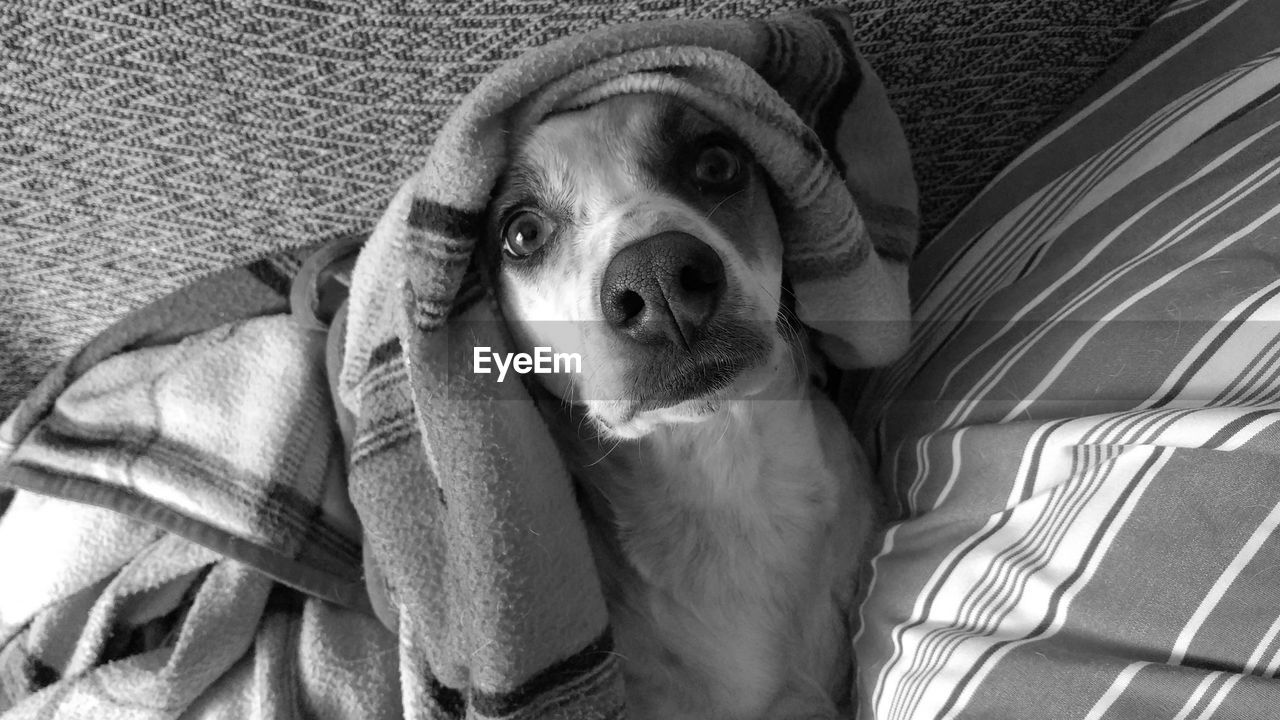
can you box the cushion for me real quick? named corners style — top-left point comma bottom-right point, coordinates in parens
top-left (852, 0), bottom-right (1280, 717)
top-left (0, 0), bottom-right (1170, 418)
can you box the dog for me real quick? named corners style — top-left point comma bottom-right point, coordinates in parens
top-left (486, 92), bottom-right (880, 720)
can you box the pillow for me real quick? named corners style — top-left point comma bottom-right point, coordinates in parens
top-left (852, 0), bottom-right (1280, 717)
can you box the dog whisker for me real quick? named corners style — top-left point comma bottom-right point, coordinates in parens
top-left (750, 272), bottom-right (785, 312)
top-left (584, 435), bottom-right (625, 467)
top-left (716, 407), bottom-right (734, 445)
top-left (742, 273), bottom-right (808, 385)
top-left (779, 311), bottom-right (807, 382)
top-left (704, 189), bottom-right (745, 220)
top-left (777, 279), bottom-right (798, 303)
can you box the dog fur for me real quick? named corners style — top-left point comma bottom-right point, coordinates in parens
top-left (487, 93), bottom-right (879, 719)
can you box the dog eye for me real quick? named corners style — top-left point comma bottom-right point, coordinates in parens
top-left (502, 210), bottom-right (552, 258)
top-left (692, 144), bottom-right (741, 187)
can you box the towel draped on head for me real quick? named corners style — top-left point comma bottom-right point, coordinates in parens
top-left (338, 7), bottom-right (917, 716)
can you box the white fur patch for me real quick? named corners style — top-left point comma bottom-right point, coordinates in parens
top-left (492, 94), bottom-right (876, 719)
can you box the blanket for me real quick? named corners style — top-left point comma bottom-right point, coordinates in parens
top-left (0, 8), bottom-right (916, 718)
top-left (0, 259), bottom-right (398, 718)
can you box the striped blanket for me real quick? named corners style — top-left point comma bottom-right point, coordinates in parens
top-left (850, 0), bottom-right (1280, 717)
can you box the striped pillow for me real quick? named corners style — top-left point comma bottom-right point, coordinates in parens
top-left (851, 1), bottom-right (1280, 718)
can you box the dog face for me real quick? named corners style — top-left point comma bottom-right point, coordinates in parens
top-left (489, 93), bottom-right (798, 438)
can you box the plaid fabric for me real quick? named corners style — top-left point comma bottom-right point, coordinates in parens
top-left (0, 0), bottom-right (1171, 419)
top-left (0, 262), bottom-right (400, 717)
top-left (850, 0), bottom-right (1280, 717)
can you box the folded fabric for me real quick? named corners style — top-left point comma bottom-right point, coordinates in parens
top-left (0, 272), bottom-right (365, 613)
top-left (0, 259), bottom-right (404, 717)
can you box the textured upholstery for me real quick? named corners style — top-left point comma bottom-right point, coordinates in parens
top-left (0, 0), bottom-right (1168, 416)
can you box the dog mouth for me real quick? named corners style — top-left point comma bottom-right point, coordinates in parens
top-left (621, 317), bottom-right (773, 415)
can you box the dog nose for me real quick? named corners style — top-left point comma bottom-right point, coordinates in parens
top-left (600, 231), bottom-right (726, 349)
